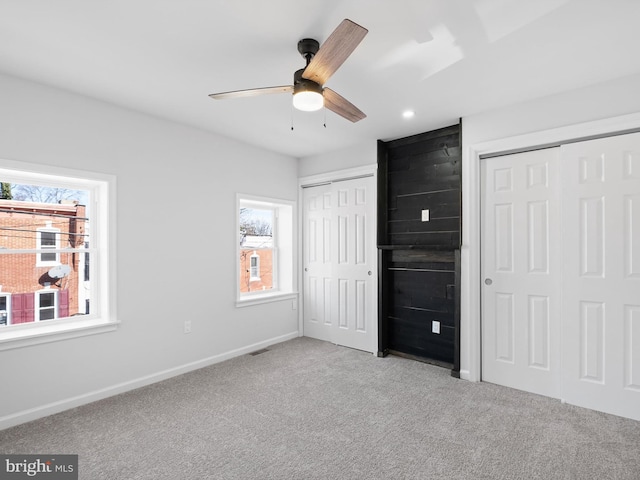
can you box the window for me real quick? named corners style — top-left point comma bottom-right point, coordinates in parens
top-left (0, 160), bottom-right (116, 350)
top-left (36, 223), bottom-right (60, 266)
top-left (84, 242), bottom-right (90, 281)
top-left (249, 252), bottom-right (261, 281)
top-left (237, 194), bottom-right (295, 306)
top-left (0, 294), bottom-right (10, 326)
top-left (36, 290), bottom-right (57, 321)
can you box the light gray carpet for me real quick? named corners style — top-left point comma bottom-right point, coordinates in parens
top-left (1, 337), bottom-right (639, 479)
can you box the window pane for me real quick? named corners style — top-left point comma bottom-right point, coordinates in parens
top-left (1, 180), bottom-right (92, 328)
top-left (40, 231), bottom-right (56, 246)
top-left (40, 292), bottom-right (55, 308)
top-left (41, 251), bottom-right (57, 262)
top-left (0, 250), bottom-right (91, 327)
top-left (240, 248), bottom-right (273, 292)
top-left (84, 247), bottom-right (90, 281)
top-left (239, 208), bottom-right (273, 237)
top-left (239, 206), bottom-right (274, 294)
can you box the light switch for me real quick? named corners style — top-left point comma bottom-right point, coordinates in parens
top-left (421, 209), bottom-right (430, 222)
top-left (432, 320), bottom-right (440, 334)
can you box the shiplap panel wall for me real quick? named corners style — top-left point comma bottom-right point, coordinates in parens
top-left (378, 124), bottom-right (461, 371)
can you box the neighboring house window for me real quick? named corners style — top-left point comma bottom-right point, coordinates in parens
top-left (249, 252), bottom-right (260, 281)
top-left (0, 294), bottom-right (10, 326)
top-left (36, 223), bottom-right (60, 266)
top-left (36, 290), bottom-right (57, 321)
top-left (84, 242), bottom-right (90, 281)
top-left (237, 194), bottom-right (295, 306)
top-left (0, 161), bottom-right (116, 350)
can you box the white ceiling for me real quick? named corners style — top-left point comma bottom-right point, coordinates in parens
top-left (1, 0), bottom-right (639, 158)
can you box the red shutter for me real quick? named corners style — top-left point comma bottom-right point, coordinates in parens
top-left (12, 293), bottom-right (35, 324)
top-left (59, 289), bottom-right (69, 318)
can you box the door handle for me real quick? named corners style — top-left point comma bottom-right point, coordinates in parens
top-left (305, 268), bottom-right (308, 272)
top-left (484, 278), bottom-right (493, 286)
top-left (368, 271), bottom-right (372, 276)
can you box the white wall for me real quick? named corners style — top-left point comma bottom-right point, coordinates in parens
top-left (298, 141), bottom-right (377, 177)
top-left (463, 72), bottom-right (640, 146)
top-left (460, 72), bottom-right (640, 381)
top-left (0, 73), bottom-right (299, 427)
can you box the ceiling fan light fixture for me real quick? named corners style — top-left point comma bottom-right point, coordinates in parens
top-left (293, 81), bottom-right (324, 112)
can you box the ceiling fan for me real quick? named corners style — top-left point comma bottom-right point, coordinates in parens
top-left (209, 19), bottom-right (368, 123)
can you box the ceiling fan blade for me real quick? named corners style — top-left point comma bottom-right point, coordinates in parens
top-left (323, 88), bottom-right (366, 123)
top-left (209, 85), bottom-right (293, 100)
top-left (302, 19), bottom-right (368, 86)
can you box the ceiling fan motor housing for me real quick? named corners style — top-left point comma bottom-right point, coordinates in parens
top-left (297, 38), bottom-right (320, 64)
top-left (293, 68), bottom-right (322, 94)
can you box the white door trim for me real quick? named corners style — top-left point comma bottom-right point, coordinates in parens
top-left (461, 112), bottom-right (640, 382)
top-left (298, 164), bottom-right (378, 345)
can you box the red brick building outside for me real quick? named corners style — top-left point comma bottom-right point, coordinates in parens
top-left (0, 199), bottom-right (87, 326)
top-left (239, 235), bottom-right (273, 293)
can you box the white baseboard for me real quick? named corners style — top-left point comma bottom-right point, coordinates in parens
top-left (0, 331), bottom-right (299, 431)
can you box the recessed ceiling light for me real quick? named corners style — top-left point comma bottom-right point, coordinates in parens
top-left (402, 110), bottom-right (416, 119)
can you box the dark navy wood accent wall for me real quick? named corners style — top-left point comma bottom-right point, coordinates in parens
top-left (377, 123), bottom-right (461, 374)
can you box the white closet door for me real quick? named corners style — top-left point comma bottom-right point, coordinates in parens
top-left (303, 183), bottom-right (333, 343)
top-left (561, 133), bottom-right (640, 421)
top-left (303, 176), bottom-right (376, 353)
top-left (481, 148), bottom-right (562, 398)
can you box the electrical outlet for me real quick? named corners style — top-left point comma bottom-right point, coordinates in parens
top-left (184, 320), bottom-right (192, 334)
top-left (421, 209), bottom-right (430, 222)
top-left (432, 320), bottom-right (440, 334)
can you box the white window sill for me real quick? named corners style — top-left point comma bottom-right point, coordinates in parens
top-left (0, 317), bottom-right (120, 351)
top-left (236, 292), bottom-right (298, 308)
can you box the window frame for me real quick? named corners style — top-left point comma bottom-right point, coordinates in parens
top-left (0, 293), bottom-right (10, 326)
top-left (249, 252), bottom-right (261, 281)
top-left (0, 159), bottom-right (118, 351)
top-left (36, 289), bottom-right (57, 322)
top-left (36, 225), bottom-right (61, 266)
top-left (236, 194), bottom-right (296, 307)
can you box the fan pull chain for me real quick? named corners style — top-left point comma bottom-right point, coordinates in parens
top-left (323, 105), bottom-right (327, 128)
top-left (291, 103), bottom-right (294, 131)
